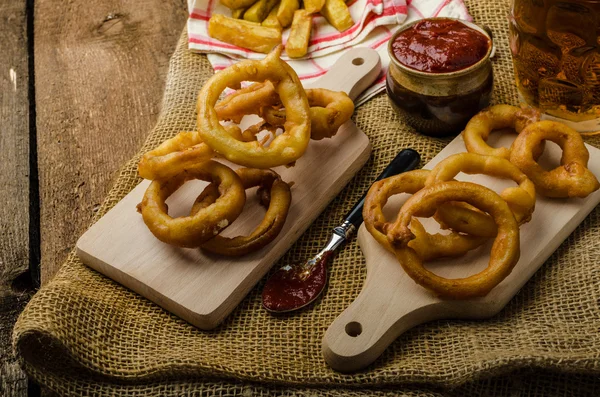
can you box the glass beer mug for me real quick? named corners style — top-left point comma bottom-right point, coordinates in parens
top-left (509, 0), bottom-right (600, 131)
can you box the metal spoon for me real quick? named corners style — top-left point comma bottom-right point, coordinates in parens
top-left (262, 148), bottom-right (421, 313)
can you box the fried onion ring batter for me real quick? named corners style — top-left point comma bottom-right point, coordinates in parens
top-left (190, 168), bottom-right (291, 256)
top-left (363, 170), bottom-right (486, 261)
top-left (197, 46), bottom-right (311, 168)
top-left (138, 125), bottom-right (249, 181)
top-left (139, 160), bottom-right (246, 248)
top-left (215, 81), bottom-right (280, 124)
top-left (262, 88), bottom-right (355, 140)
top-left (386, 181), bottom-right (521, 299)
top-left (509, 120), bottom-right (600, 198)
top-left (463, 104), bottom-right (541, 159)
top-left (426, 153), bottom-right (536, 238)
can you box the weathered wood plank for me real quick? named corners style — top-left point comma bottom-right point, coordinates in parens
top-left (0, 0), bottom-right (31, 396)
top-left (34, 0), bottom-right (188, 283)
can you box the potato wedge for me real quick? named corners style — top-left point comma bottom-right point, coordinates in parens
top-left (220, 0), bottom-right (258, 9)
top-left (321, 0), bottom-right (353, 32)
top-left (276, 0), bottom-right (299, 28)
top-left (208, 14), bottom-right (282, 53)
top-left (262, 4), bottom-right (282, 30)
top-left (244, 0), bottom-right (279, 22)
top-left (303, 0), bottom-right (325, 13)
top-left (286, 10), bottom-right (312, 58)
top-left (232, 7), bottom-right (247, 18)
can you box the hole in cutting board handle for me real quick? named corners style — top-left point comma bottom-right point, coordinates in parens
top-left (345, 321), bottom-right (363, 337)
top-left (352, 57), bottom-right (364, 66)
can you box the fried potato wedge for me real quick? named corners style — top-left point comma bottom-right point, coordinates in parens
top-left (286, 10), bottom-right (312, 58)
top-left (262, 4), bottom-right (282, 30)
top-left (303, 0), bottom-right (326, 13)
top-left (208, 14), bottom-right (282, 53)
top-left (321, 0), bottom-right (353, 32)
top-left (232, 7), bottom-right (247, 18)
top-left (220, 0), bottom-right (257, 9)
top-left (276, 0), bottom-right (299, 27)
top-left (244, 0), bottom-right (279, 22)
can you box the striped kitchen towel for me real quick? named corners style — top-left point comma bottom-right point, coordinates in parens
top-left (188, 0), bottom-right (472, 105)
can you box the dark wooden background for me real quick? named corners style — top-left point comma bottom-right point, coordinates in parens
top-left (0, 0), bottom-right (188, 394)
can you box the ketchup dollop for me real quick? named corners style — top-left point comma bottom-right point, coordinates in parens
top-left (392, 19), bottom-right (490, 73)
top-left (262, 253), bottom-right (331, 312)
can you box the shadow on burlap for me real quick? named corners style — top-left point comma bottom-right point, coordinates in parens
top-left (13, 0), bottom-right (600, 395)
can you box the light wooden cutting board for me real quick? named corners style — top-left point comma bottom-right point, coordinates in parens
top-left (76, 48), bottom-right (381, 330)
top-left (322, 133), bottom-right (600, 372)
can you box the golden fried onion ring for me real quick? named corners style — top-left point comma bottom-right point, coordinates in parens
top-left (463, 104), bottom-right (541, 159)
top-left (138, 131), bottom-right (214, 180)
top-left (140, 160), bottom-right (246, 248)
top-left (138, 125), bottom-right (251, 181)
top-left (426, 153), bottom-right (536, 238)
top-left (363, 170), bottom-right (486, 261)
top-left (215, 81), bottom-right (280, 124)
top-left (190, 168), bottom-right (291, 256)
top-left (262, 88), bottom-right (355, 140)
top-left (197, 46), bottom-right (310, 168)
top-left (509, 120), bottom-right (600, 198)
top-left (386, 181), bottom-right (521, 299)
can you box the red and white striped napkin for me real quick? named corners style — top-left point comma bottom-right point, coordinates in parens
top-left (188, 0), bottom-right (472, 105)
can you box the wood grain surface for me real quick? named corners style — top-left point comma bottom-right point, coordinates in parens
top-left (0, 0), bottom-right (30, 395)
top-left (34, 0), bottom-right (188, 283)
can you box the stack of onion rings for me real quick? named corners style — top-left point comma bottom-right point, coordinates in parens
top-left (136, 47), bottom-right (357, 256)
top-left (385, 181), bottom-right (520, 299)
top-left (190, 168), bottom-right (292, 256)
top-left (197, 46), bottom-right (311, 169)
top-left (364, 171), bottom-right (522, 299)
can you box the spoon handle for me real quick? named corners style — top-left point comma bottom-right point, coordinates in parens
top-left (341, 149), bottom-right (421, 233)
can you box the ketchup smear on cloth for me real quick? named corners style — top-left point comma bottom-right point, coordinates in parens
top-left (391, 19), bottom-right (490, 73)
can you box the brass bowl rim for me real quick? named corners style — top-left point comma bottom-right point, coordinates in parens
top-left (387, 17), bottom-right (493, 79)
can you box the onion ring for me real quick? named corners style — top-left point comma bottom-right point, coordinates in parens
top-left (190, 168), bottom-right (292, 256)
top-left (215, 81), bottom-right (280, 124)
top-left (197, 46), bottom-right (310, 168)
top-left (139, 160), bottom-right (246, 248)
top-left (138, 131), bottom-right (213, 181)
top-left (138, 125), bottom-right (250, 180)
top-left (463, 104), bottom-right (541, 159)
top-left (509, 120), bottom-right (600, 198)
top-left (363, 170), bottom-right (486, 261)
top-left (262, 88), bottom-right (355, 140)
top-left (386, 181), bottom-right (521, 299)
top-left (425, 153), bottom-right (536, 237)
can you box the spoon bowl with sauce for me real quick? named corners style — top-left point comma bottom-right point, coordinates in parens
top-left (262, 149), bottom-right (421, 313)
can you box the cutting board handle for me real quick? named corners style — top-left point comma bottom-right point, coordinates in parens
top-left (307, 47), bottom-right (382, 101)
top-left (322, 228), bottom-right (443, 373)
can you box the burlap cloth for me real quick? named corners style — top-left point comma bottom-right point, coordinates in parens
top-left (13, 0), bottom-right (600, 395)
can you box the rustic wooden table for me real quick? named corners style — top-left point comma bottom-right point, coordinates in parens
top-left (1, 1), bottom-right (188, 394)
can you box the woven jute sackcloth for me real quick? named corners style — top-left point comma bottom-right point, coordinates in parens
top-left (13, 0), bottom-right (600, 395)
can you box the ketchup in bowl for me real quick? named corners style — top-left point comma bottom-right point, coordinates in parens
top-left (386, 18), bottom-right (494, 137)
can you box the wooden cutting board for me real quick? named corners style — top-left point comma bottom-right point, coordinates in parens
top-left (322, 133), bottom-right (600, 372)
top-left (76, 48), bottom-right (381, 330)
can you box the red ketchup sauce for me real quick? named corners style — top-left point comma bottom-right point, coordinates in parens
top-left (262, 253), bottom-right (331, 312)
top-left (391, 19), bottom-right (490, 73)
